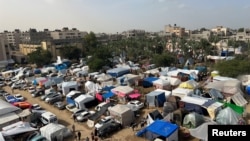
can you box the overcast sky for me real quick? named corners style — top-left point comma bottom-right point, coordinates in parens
top-left (0, 0), bottom-right (250, 34)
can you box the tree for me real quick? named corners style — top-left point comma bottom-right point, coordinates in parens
top-left (152, 53), bottom-right (175, 67)
top-left (27, 47), bottom-right (52, 67)
top-left (84, 31), bottom-right (97, 52)
top-left (60, 46), bottom-right (82, 60)
top-left (238, 28), bottom-right (244, 32)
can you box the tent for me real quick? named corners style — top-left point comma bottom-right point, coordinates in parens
top-left (146, 90), bottom-right (166, 107)
top-left (96, 74), bottom-right (112, 82)
top-left (147, 110), bottom-right (164, 125)
top-left (153, 79), bottom-right (171, 90)
top-left (183, 112), bottom-right (205, 129)
top-left (123, 74), bottom-right (141, 86)
top-left (106, 67), bottom-right (131, 78)
top-left (142, 77), bottom-right (159, 88)
top-left (1, 121), bottom-right (37, 136)
top-left (202, 101), bottom-right (223, 120)
top-left (40, 123), bottom-right (72, 141)
top-left (215, 107), bottom-right (241, 125)
top-left (62, 81), bottom-right (78, 96)
top-left (111, 86), bottom-right (134, 97)
top-left (179, 80), bottom-right (199, 89)
top-left (189, 121), bottom-right (217, 141)
top-left (136, 120), bottom-right (179, 141)
top-left (155, 89), bottom-right (171, 100)
top-left (171, 87), bottom-right (193, 99)
top-left (108, 104), bottom-right (134, 127)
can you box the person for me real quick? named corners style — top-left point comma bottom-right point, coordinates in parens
top-left (85, 137), bottom-right (89, 141)
top-left (72, 124), bottom-right (75, 133)
top-left (73, 114), bottom-right (76, 122)
top-left (77, 131), bottom-right (81, 141)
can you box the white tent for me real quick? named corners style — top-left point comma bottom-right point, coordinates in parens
top-left (189, 121), bottom-right (217, 141)
top-left (111, 86), bottom-right (134, 96)
top-left (153, 78), bottom-right (171, 90)
top-left (61, 81), bottom-right (78, 96)
top-left (96, 74), bottom-right (112, 82)
top-left (1, 121), bottom-right (37, 137)
top-left (40, 123), bottom-right (72, 141)
top-left (171, 87), bottom-right (193, 99)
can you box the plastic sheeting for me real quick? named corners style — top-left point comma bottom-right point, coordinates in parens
top-left (183, 112), bottom-right (205, 129)
top-left (215, 107), bottom-right (240, 125)
top-left (189, 121), bottom-right (217, 141)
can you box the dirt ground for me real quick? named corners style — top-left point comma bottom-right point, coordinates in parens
top-left (3, 86), bottom-right (200, 141)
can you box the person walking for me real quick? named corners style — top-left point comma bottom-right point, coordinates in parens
top-left (72, 124), bottom-right (75, 133)
top-left (77, 131), bottom-right (81, 141)
top-left (85, 137), bottom-right (89, 141)
top-left (73, 114), bottom-right (76, 122)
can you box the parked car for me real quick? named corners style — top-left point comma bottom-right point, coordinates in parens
top-left (66, 104), bottom-right (78, 113)
top-left (31, 104), bottom-right (42, 110)
top-left (126, 100), bottom-right (144, 110)
top-left (28, 87), bottom-right (36, 94)
top-left (41, 92), bottom-right (56, 101)
top-left (14, 94), bottom-right (25, 101)
top-left (71, 108), bottom-right (88, 118)
top-left (53, 101), bottom-right (66, 110)
top-left (97, 121), bottom-right (122, 138)
top-left (13, 101), bottom-right (32, 109)
top-left (94, 116), bottom-right (114, 130)
top-left (45, 93), bottom-right (63, 104)
top-left (5, 95), bottom-right (19, 103)
top-left (32, 89), bottom-right (45, 97)
top-left (76, 110), bottom-right (95, 122)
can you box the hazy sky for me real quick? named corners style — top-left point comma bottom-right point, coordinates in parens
top-left (0, 0), bottom-right (250, 34)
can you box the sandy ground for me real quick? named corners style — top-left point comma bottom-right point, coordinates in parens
top-left (2, 86), bottom-right (201, 141)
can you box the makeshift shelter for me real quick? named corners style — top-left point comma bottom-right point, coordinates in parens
top-left (111, 86), bottom-right (134, 102)
top-left (108, 104), bottom-right (134, 127)
top-left (96, 74), bottom-right (112, 82)
top-left (123, 73), bottom-right (141, 86)
top-left (40, 123), bottom-right (72, 141)
top-left (181, 96), bottom-right (209, 115)
top-left (136, 120), bottom-right (179, 141)
top-left (202, 101), bottom-right (223, 120)
top-left (142, 77), bottom-right (159, 88)
top-left (162, 102), bottom-right (176, 117)
top-left (155, 89), bottom-right (171, 100)
top-left (178, 80), bottom-right (199, 89)
top-left (146, 90), bottom-right (166, 107)
top-left (215, 107), bottom-right (241, 125)
top-left (189, 121), bottom-right (217, 141)
top-left (147, 110), bottom-right (164, 125)
top-left (61, 81), bottom-right (78, 96)
top-left (85, 80), bottom-right (97, 94)
top-left (167, 96), bottom-right (181, 109)
top-left (1, 121), bottom-right (37, 137)
top-left (171, 87), bottom-right (193, 99)
top-left (183, 112), bottom-right (205, 129)
top-left (153, 78), bottom-right (171, 90)
top-left (95, 86), bottom-right (116, 102)
top-left (107, 67), bottom-right (131, 78)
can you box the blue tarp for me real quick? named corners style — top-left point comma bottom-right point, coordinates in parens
top-left (146, 91), bottom-right (166, 107)
top-left (102, 91), bottom-right (115, 100)
top-left (143, 77), bottom-right (159, 88)
top-left (102, 86), bottom-right (115, 92)
top-left (136, 120), bottom-right (178, 140)
top-left (107, 67), bottom-right (130, 78)
top-left (34, 69), bottom-right (41, 74)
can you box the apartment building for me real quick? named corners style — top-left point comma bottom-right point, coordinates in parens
top-left (2, 29), bottom-right (21, 48)
top-left (235, 29), bottom-right (250, 42)
top-left (20, 28), bottom-right (51, 43)
top-left (211, 26), bottom-right (231, 36)
top-left (165, 24), bottom-right (185, 37)
top-left (50, 27), bottom-right (87, 40)
top-left (122, 29), bottom-right (146, 38)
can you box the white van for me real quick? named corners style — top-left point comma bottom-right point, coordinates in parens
top-left (40, 111), bottom-right (58, 125)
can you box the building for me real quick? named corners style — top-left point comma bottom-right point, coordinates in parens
top-left (211, 26), bottom-right (231, 36)
top-left (19, 43), bottom-right (42, 56)
top-left (122, 29), bottom-right (145, 38)
top-left (50, 27), bottom-right (87, 40)
top-left (190, 30), bottom-right (212, 41)
top-left (2, 29), bottom-right (21, 49)
top-left (165, 24), bottom-right (185, 37)
top-left (20, 28), bottom-right (51, 43)
top-left (235, 28), bottom-right (250, 42)
top-left (0, 35), bottom-right (8, 62)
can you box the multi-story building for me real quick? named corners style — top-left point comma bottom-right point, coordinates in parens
top-left (2, 29), bottom-right (21, 49)
top-left (190, 30), bottom-right (212, 41)
top-left (165, 24), bottom-right (185, 37)
top-left (211, 26), bottom-right (231, 36)
top-left (20, 28), bottom-right (51, 43)
top-left (122, 29), bottom-right (145, 38)
top-left (50, 27), bottom-right (87, 40)
top-left (235, 28), bottom-right (250, 42)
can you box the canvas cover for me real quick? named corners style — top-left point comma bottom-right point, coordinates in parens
top-left (179, 80), bottom-right (199, 89)
top-left (146, 91), bottom-right (166, 107)
top-left (108, 104), bottom-right (134, 126)
top-left (172, 87), bottom-right (193, 99)
top-left (215, 107), bottom-right (240, 125)
top-left (143, 77), bottom-right (159, 88)
top-left (183, 112), bottom-right (205, 129)
top-left (189, 121), bottom-right (217, 141)
top-left (111, 86), bottom-right (134, 97)
top-left (1, 121), bottom-right (37, 136)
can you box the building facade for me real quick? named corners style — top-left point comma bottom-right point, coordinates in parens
top-left (50, 27), bottom-right (87, 40)
top-left (165, 24), bottom-right (185, 37)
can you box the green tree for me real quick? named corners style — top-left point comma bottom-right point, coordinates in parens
top-left (60, 46), bottom-right (82, 60)
top-left (152, 53), bottom-right (175, 67)
top-left (27, 47), bottom-right (52, 67)
top-left (84, 31), bottom-right (97, 52)
top-left (238, 28), bottom-right (244, 32)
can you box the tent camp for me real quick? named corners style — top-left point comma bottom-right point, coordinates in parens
top-left (147, 110), bottom-right (164, 125)
top-left (95, 86), bottom-right (116, 102)
top-left (136, 120), bottom-right (179, 141)
top-left (108, 104), bottom-right (134, 127)
top-left (61, 81), bottom-right (78, 96)
top-left (40, 123), bottom-right (72, 141)
top-left (111, 86), bottom-right (134, 102)
top-left (159, 76), bottom-right (181, 86)
top-left (154, 89), bottom-right (171, 100)
top-left (178, 80), bottom-right (199, 90)
top-left (107, 67), bottom-right (131, 78)
top-left (146, 90), bottom-right (166, 107)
